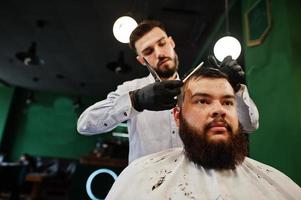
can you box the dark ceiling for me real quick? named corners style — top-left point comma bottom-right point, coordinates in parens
top-left (0, 0), bottom-right (224, 97)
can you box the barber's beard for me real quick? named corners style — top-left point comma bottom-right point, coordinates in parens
top-left (155, 53), bottom-right (179, 79)
top-left (179, 113), bottom-right (248, 170)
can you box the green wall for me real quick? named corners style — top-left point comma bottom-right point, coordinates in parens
top-left (193, 0), bottom-right (243, 67)
top-left (194, 0), bottom-right (301, 186)
top-left (1, 88), bottom-right (104, 161)
top-left (242, 0), bottom-right (301, 185)
top-left (0, 85), bottom-right (14, 144)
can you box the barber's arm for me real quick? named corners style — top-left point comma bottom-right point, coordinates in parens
top-left (235, 84), bottom-right (259, 132)
top-left (77, 81), bottom-right (138, 135)
top-left (208, 55), bottom-right (259, 132)
top-left (77, 78), bottom-right (183, 135)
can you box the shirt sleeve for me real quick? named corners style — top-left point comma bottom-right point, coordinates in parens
top-left (77, 80), bottom-right (140, 135)
top-left (235, 84), bottom-right (259, 133)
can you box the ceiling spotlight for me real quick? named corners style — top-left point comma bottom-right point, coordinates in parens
top-left (113, 16), bottom-right (137, 43)
top-left (32, 77), bottom-right (40, 82)
top-left (73, 96), bottom-right (83, 110)
top-left (79, 82), bottom-right (86, 88)
top-left (106, 51), bottom-right (131, 73)
top-left (213, 0), bottom-right (241, 61)
top-left (56, 74), bottom-right (65, 79)
top-left (15, 42), bottom-right (44, 66)
top-left (36, 19), bottom-right (48, 29)
top-left (25, 90), bottom-right (35, 105)
top-left (214, 36), bottom-right (241, 61)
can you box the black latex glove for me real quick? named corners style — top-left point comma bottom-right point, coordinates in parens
top-left (130, 80), bottom-right (183, 111)
top-left (208, 55), bottom-right (245, 92)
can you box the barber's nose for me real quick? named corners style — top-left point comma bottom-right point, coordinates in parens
top-left (154, 47), bottom-right (164, 58)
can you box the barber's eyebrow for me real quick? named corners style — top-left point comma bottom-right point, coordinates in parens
top-left (141, 37), bottom-right (166, 54)
top-left (191, 92), bottom-right (235, 99)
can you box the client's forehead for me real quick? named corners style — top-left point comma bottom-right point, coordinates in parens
top-left (185, 77), bottom-right (234, 97)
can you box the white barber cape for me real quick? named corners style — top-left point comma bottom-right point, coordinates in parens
top-left (106, 148), bottom-right (301, 200)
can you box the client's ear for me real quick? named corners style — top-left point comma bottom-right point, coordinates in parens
top-left (173, 106), bottom-right (181, 127)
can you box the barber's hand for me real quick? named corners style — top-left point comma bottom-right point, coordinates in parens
top-left (130, 80), bottom-right (183, 111)
top-left (208, 55), bottom-right (245, 92)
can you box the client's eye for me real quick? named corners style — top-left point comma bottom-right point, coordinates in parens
top-left (223, 100), bottom-right (234, 106)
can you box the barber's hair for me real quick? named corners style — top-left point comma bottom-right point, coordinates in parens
top-left (177, 66), bottom-right (230, 106)
top-left (129, 20), bottom-right (166, 52)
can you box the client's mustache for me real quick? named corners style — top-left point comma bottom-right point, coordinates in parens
top-left (205, 118), bottom-right (233, 133)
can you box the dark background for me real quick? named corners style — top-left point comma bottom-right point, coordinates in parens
top-left (0, 0), bottom-right (232, 96)
top-left (0, 0), bottom-right (301, 199)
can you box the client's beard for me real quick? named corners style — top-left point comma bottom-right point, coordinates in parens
top-left (179, 114), bottom-right (248, 170)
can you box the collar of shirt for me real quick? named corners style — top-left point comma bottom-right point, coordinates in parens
top-left (147, 72), bottom-right (180, 82)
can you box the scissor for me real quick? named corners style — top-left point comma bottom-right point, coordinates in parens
top-left (143, 57), bottom-right (204, 83)
top-left (143, 57), bottom-right (161, 82)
